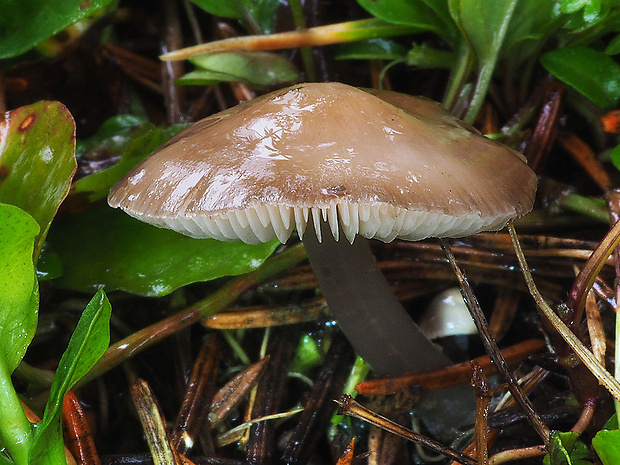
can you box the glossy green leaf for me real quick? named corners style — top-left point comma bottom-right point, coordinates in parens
top-left (178, 51), bottom-right (300, 88)
top-left (541, 47), bottom-right (620, 108)
top-left (0, 101), bottom-right (76, 256)
top-left (47, 206), bottom-right (280, 297)
top-left (189, 0), bottom-right (244, 19)
top-left (502, 0), bottom-right (561, 66)
top-left (36, 244), bottom-right (63, 281)
top-left (244, 0), bottom-right (281, 34)
top-left (190, 0), bottom-right (280, 33)
top-left (601, 413), bottom-right (618, 430)
top-left (605, 34), bottom-right (620, 55)
top-left (543, 431), bottom-right (592, 465)
top-left (0, 204), bottom-right (39, 373)
top-left (406, 43), bottom-right (454, 68)
top-left (610, 144), bottom-right (620, 172)
top-left (0, 204), bottom-right (39, 465)
top-left (450, 0), bottom-right (517, 65)
top-left (291, 334), bottom-right (322, 373)
top-left (449, 0), bottom-right (517, 123)
top-left (0, 0), bottom-right (115, 59)
top-left (75, 114), bottom-right (148, 158)
top-left (593, 430), bottom-right (620, 465)
top-left (0, 352), bottom-right (33, 465)
top-left (559, 0), bottom-right (597, 14)
top-left (556, 0), bottom-right (612, 32)
top-left (335, 39), bottom-right (407, 61)
top-left (70, 119), bottom-right (184, 207)
top-left (357, 0), bottom-right (455, 41)
top-left (30, 289), bottom-right (111, 465)
top-left (175, 69), bottom-right (243, 87)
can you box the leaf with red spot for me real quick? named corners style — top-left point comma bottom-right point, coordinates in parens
top-left (0, 101), bottom-right (77, 258)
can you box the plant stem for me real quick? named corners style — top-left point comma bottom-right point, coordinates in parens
top-left (560, 193), bottom-right (610, 224)
top-left (439, 239), bottom-right (551, 447)
top-left (462, 0), bottom-right (518, 125)
top-left (335, 395), bottom-right (477, 465)
top-left (442, 39), bottom-right (473, 112)
top-left (508, 221), bottom-right (620, 402)
top-left (221, 330), bottom-right (251, 365)
top-left (567, 217), bottom-right (620, 324)
top-left (79, 244), bottom-right (307, 385)
top-left (0, 357), bottom-right (33, 465)
top-left (13, 362), bottom-right (54, 388)
top-left (288, 0), bottom-right (317, 81)
top-left (615, 302), bottom-right (620, 421)
top-left (330, 356), bottom-right (370, 427)
top-left (160, 19), bottom-right (419, 61)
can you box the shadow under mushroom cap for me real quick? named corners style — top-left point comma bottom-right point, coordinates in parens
top-left (108, 82), bottom-right (537, 245)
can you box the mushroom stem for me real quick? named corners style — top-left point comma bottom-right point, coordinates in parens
top-left (303, 220), bottom-right (452, 376)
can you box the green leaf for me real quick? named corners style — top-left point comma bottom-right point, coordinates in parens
top-left (601, 413), bottom-right (618, 430)
top-left (0, 0), bottom-right (116, 59)
top-left (29, 289), bottom-right (111, 465)
top-left (450, 0), bottom-right (517, 66)
top-left (0, 354), bottom-right (33, 465)
top-left (544, 431), bottom-right (593, 465)
top-left (36, 243), bottom-right (63, 281)
top-left (0, 204), bottom-right (39, 373)
top-left (502, 0), bottom-right (561, 66)
top-left (449, 0), bottom-right (518, 123)
top-left (175, 69), bottom-right (244, 87)
top-left (47, 206), bottom-right (280, 296)
top-left (69, 119), bottom-right (184, 207)
top-left (190, 0), bottom-right (281, 33)
top-left (291, 334), bottom-right (322, 373)
top-left (75, 114), bottom-right (148, 158)
top-left (593, 430), bottom-right (620, 465)
top-left (357, 0), bottom-right (454, 40)
top-left (243, 0), bottom-right (281, 34)
top-left (0, 204), bottom-right (39, 465)
top-left (189, 0), bottom-right (244, 19)
top-left (335, 39), bottom-right (408, 61)
top-left (610, 145), bottom-right (620, 172)
top-left (559, 0), bottom-right (596, 14)
top-left (541, 47), bottom-right (620, 108)
top-left (556, 0), bottom-right (612, 32)
top-left (406, 43), bottom-right (454, 68)
top-left (178, 51), bottom-right (300, 88)
top-left (605, 34), bottom-right (620, 55)
top-left (0, 101), bottom-right (77, 256)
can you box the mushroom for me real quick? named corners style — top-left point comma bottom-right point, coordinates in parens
top-left (418, 288), bottom-right (478, 341)
top-left (108, 82), bottom-right (537, 377)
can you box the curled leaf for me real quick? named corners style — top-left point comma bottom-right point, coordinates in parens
top-left (0, 101), bottom-right (76, 256)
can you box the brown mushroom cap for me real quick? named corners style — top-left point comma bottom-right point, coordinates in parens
top-left (108, 82), bottom-right (537, 244)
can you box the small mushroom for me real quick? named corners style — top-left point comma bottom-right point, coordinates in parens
top-left (418, 288), bottom-right (478, 341)
top-left (108, 82), bottom-right (536, 377)
top-left (418, 287), bottom-right (480, 362)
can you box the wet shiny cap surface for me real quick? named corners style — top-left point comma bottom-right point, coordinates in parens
top-left (108, 82), bottom-right (537, 244)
